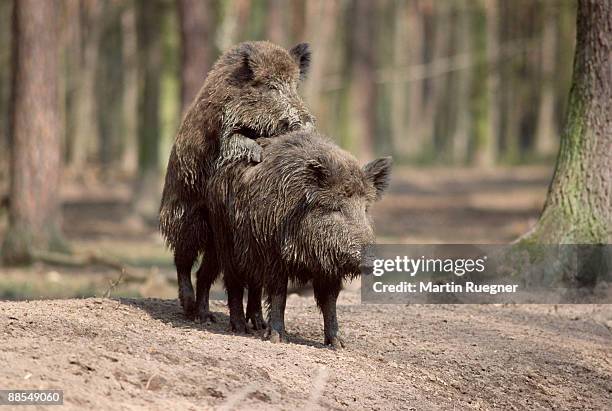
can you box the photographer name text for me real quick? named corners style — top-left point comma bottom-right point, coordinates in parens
top-left (372, 281), bottom-right (518, 295)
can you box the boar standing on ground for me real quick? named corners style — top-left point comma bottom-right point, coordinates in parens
top-left (159, 41), bottom-right (314, 322)
top-left (201, 131), bottom-right (391, 347)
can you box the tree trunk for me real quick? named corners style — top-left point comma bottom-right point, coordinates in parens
top-left (96, 6), bottom-right (124, 170)
top-left (390, 0), bottom-right (409, 160)
top-left (348, 0), bottom-right (377, 159)
top-left (433, 2), bottom-right (460, 162)
top-left (177, 0), bottom-right (212, 116)
top-left (2, 0), bottom-right (65, 264)
top-left (534, 4), bottom-right (559, 157)
top-left (217, 0), bottom-right (250, 52)
top-left (451, 0), bottom-right (472, 164)
top-left (289, 0), bottom-right (306, 44)
top-left (133, 0), bottom-right (163, 219)
top-left (525, 0), bottom-right (611, 244)
top-left (484, 0), bottom-right (500, 165)
top-left (405, 0), bottom-right (426, 160)
top-left (266, 0), bottom-right (285, 46)
top-left (470, 0), bottom-right (493, 167)
top-left (68, 0), bottom-right (104, 173)
top-left (0, 0), bottom-right (11, 183)
top-left (121, 5), bottom-right (138, 175)
top-left (420, 1), bottom-right (449, 161)
top-left (303, 0), bottom-right (338, 126)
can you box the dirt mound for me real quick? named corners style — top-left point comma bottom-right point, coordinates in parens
top-left (1, 295), bottom-right (611, 410)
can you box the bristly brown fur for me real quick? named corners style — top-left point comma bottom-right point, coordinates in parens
top-left (203, 131), bottom-right (392, 346)
top-left (159, 41), bottom-right (314, 320)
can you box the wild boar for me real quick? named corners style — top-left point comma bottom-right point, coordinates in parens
top-left (202, 131), bottom-right (391, 347)
top-left (159, 41), bottom-right (314, 321)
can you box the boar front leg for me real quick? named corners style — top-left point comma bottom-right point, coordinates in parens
top-left (265, 278), bottom-right (288, 343)
top-left (195, 244), bottom-right (220, 323)
top-left (313, 279), bottom-right (344, 349)
top-left (174, 248), bottom-right (197, 321)
top-left (246, 285), bottom-right (267, 330)
top-left (218, 133), bottom-right (263, 166)
top-left (226, 275), bottom-right (250, 334)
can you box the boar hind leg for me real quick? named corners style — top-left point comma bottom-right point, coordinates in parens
top-left (246, 285), bottom-right (266, 330)
top-left (313, 279), bottom-right (344, 349)
top-left (174, 249), bottom-right (198, 321)
top-left (226, 276), bottom-right (250, 334)
top-left (195, 245), bottom-right (219, 323)
top-left (265, 279), bottom-right (288, 343)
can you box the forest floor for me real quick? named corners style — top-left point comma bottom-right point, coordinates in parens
top-left (1, 297), bottom-right (611, 409)
top-left (2, 165), bottom-right (611, 409)
top-left (0, 165), bottom-right (554, 299)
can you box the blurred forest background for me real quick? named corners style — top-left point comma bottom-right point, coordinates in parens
top-left (0, 0), bottom-right (577, 180)
top-left (0, 0), bottom-right (580, 298)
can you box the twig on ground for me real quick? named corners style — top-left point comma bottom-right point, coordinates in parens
top-left (144, 373), bottom-right (158, 390)
top-left (103, 269), bottom-right (126, 298)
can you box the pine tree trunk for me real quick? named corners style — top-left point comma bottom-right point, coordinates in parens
top-left (390, 0), bottom-right (408, 160)
top-left (133, 0), bottom-right (162, 219)
top-left (177, 0), bottom-right (212, 115)
top-left (484, 0), bottom-right (500, 165)
top-left (0, 1), bottom-right (11, 181)
top-left (266, 0), bottom-right (285, 46)
top-left (526, 0), bottom-right (611, 244)
top-left (217, 0), bottom-right (250, 52)
top-left (96, 8), bottom-right (125, 170)
top-left (406, 0), bottom-right (425, 159)
top-left (421, 1), bottom-right (449, 160)
top-left (2, 0), bottom-right (65, 264)
top-left (290, 0), bottom-right (306, 44)
top-left (451, 0), bottom-right (472, 164)
top-left (349, 0), bottom-right (377, 159)
top-left (121, 5), bottom-right (138, 175)
top-left (433, 2), bottom-right (460, 161)
top-left (303, 0), bottom-right (338, 126)
top-left (69, 0), bottom-right (103, 172)
top-left (470, 0), bottom-right (493, 167)
top-left (534, 4), bottom-right (559, 157)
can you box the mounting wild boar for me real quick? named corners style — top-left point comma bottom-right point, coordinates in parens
top-left (159, 41), bottom-right (314, 321)
top-left (201, 131), bottom-right (391, 347)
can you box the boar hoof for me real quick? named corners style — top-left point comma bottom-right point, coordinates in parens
top-left (230, 318), bottom-right (251, 334)
top-left (267, 329), bottom-right (285, 344)
top-left (247, 313), bottom-right (267, 331)
top-left (325, 336), bottom-right (345, 350)
top-left (198, 310), bottom-right (217, 324)
top-left (180, 296), bottom-right (197, 321)
top-left (248, 143), bottom-right (263, 163)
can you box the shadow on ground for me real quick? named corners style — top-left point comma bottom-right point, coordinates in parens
top-left (118, 297), bottom-right (324, 348)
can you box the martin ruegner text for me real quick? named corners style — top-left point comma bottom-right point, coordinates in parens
top-left (373, 281), bottom-right (518, 295)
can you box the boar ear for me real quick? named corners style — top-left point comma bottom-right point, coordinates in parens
top-left (289, 43), bottom-right (311, 81)
top-left (363, 157), bottom-right (392, 199)
top-left (231, 44), bottom-right (255, 85)
top-left (306, 158), bottom-right (330, 187)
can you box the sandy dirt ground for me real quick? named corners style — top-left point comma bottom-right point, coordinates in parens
top-left (1, 294), bottom-right (611, 410)
top-left (2, 166), bottom-right (611, 409)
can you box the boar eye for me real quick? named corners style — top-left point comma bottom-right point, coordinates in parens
top-left (330, 204), bottom-right (342, 212)
top-left (251, 79), bottom-right (274, 90)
